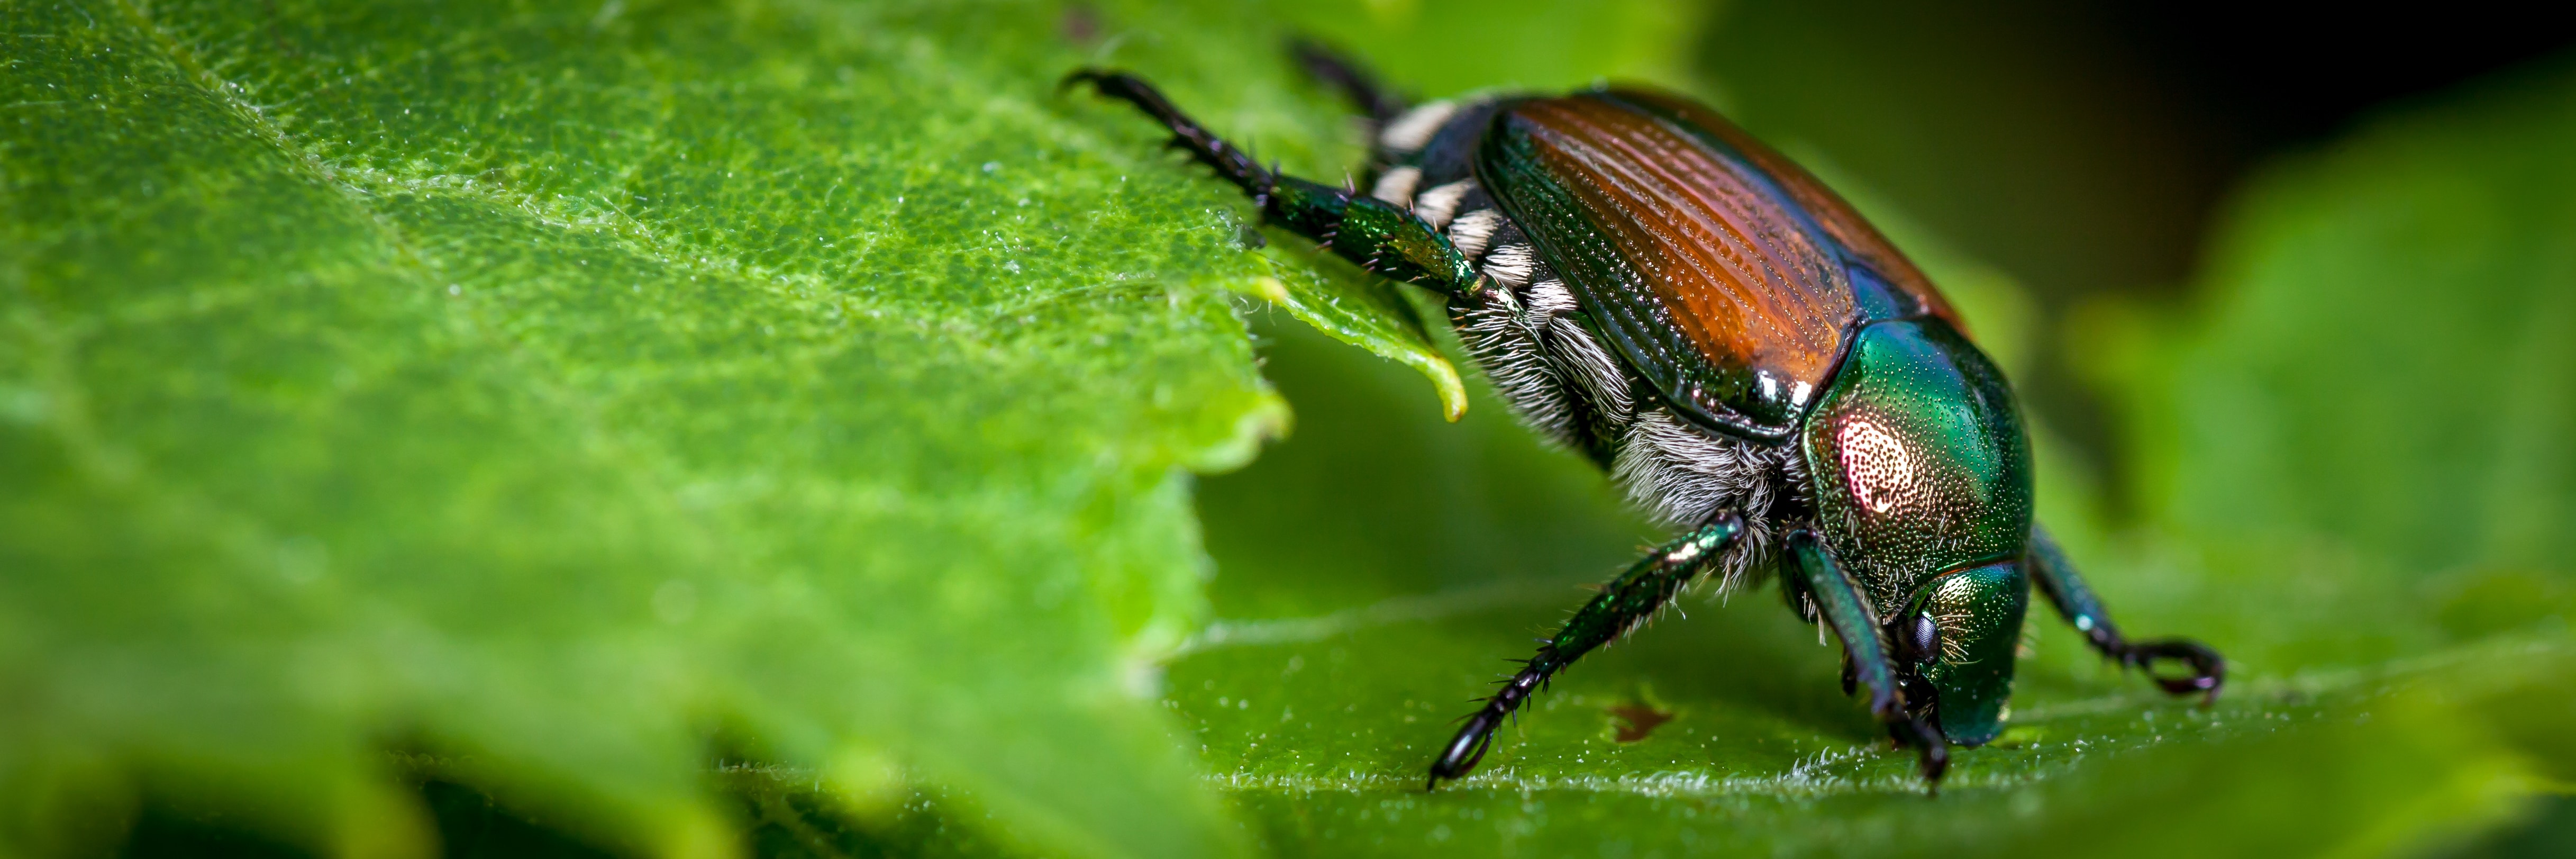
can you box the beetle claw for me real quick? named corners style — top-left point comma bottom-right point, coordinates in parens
top-left (2126, 637), bottom-right (2226, 704)
top-left (1888, 713), bottom-right (1949, 788)
top-left (1428, 709), bottom-right (1502, 790)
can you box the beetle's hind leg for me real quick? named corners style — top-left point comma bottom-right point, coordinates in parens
top-left (1289, 39), bottom-right (1407, 126)
top-left (2028, 527), bottom-right (2226, 702)
top-left (1428, 514), bottom-right (1745, 789)
top-left (1066, 69), bottom-right (1478, 295)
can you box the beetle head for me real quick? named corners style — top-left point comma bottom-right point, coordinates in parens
top-left (1801, 319), bottom-right (2034, 745)
top-left (1897, 559), bottom-right (2029, 744)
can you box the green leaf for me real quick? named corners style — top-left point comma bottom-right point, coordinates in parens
top-left (0, 1), bottom-right (1423, 856)
top-left (1175, 53), bottom-right (2576, 859)
top-left (1244, 240), bottom-right (1466, 422)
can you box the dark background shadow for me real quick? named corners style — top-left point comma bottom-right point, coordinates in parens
top-left (1703, 0), bottom-right (2576, 501)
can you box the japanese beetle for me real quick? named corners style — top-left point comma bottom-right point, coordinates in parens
top-left (1069, 46), bottom-right (2223, 789)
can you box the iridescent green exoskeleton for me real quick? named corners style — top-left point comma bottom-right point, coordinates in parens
top-left (1069, 44), bottom-right (2223, 789)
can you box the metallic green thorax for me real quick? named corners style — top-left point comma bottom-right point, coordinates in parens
top-left (1801, 319), bottom-right (2034, 744)
top-left (1803, 320), bottom-right (2031, 600)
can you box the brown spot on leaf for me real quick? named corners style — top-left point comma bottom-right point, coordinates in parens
top-left (1607, 700), bottom-right (1673, 743)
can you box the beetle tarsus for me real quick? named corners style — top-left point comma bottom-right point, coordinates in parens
top-left (2028, 527), bottom-right (2228, 706)
top-left (1904, 716), bottom-right (1950, 786)
top-left (1063, 69), bottom-right (1276, 198)
top-left (1428, 697), bottom-right (1514, 790)
top-left (2122, 637), bottom-right (2226, 704)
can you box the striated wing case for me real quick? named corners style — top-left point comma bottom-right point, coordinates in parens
top-left (1473, 89), bottom-right (1962, 441)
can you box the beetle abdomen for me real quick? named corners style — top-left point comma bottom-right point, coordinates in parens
top-left (1373, 100), bottom-right (1628, 455)
top-left (1449, 271), bottom-right (1580, 447)
top-left (1381, 96), bottom-right (1817, 589)
top-left (1610, 408), bottom-right (1806, 589)
top-left (1444, 221), bottom-right (1637, 462)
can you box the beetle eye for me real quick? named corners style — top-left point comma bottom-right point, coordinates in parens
top-left (1909, 612), bottom-right (1940, 664)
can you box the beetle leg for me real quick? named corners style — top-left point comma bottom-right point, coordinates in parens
top-left (1062, 70), bottom-right (1270, 198)
top-left (1289, 39), bottom-right (1408, 126)
top-left (1066, 70), bottom-right (1479, 294)
top-left (1427, 513), bottom-right (1744, 789)
top-left (1789, 531), bottom-right (1949, 784)
top-left (2029, 526), bottom-right (2226, 704)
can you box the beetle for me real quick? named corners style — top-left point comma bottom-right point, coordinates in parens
top-left (1069, 46), bottom-right (2224, 788)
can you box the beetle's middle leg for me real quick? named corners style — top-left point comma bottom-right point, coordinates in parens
top-left (2027, 527), bottom-right (2225, 703)
top-left (1066, 70), bottom-right (1479, 295)
top-left (1427, 513), bottom-right (1744, 789)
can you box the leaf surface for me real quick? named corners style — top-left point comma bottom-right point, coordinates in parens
top-left (0, 1), bottom-right (1396, 856)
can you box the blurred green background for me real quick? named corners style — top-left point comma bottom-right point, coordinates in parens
top-left (9, 0), bottom-right (2573, 857)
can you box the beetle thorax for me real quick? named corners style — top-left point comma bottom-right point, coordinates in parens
top-left (1800, 320), bottom-right (2034, 605)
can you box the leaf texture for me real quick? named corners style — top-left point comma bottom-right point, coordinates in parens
top-left (0, 1), bottom-right (1397, 855)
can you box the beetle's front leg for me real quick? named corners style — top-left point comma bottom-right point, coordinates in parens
top-left (2028, 527), bottom-right (2225, 703)
top-left (1427, 513), bottom-right (1744, 789)
top-left (1788, 531), bottom-right (1950, 785)
top-left (1066, 70), bottom-right (1479, 296)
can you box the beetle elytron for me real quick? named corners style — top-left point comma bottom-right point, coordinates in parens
top-left (1071, 46), bottom-right (2223, 788)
